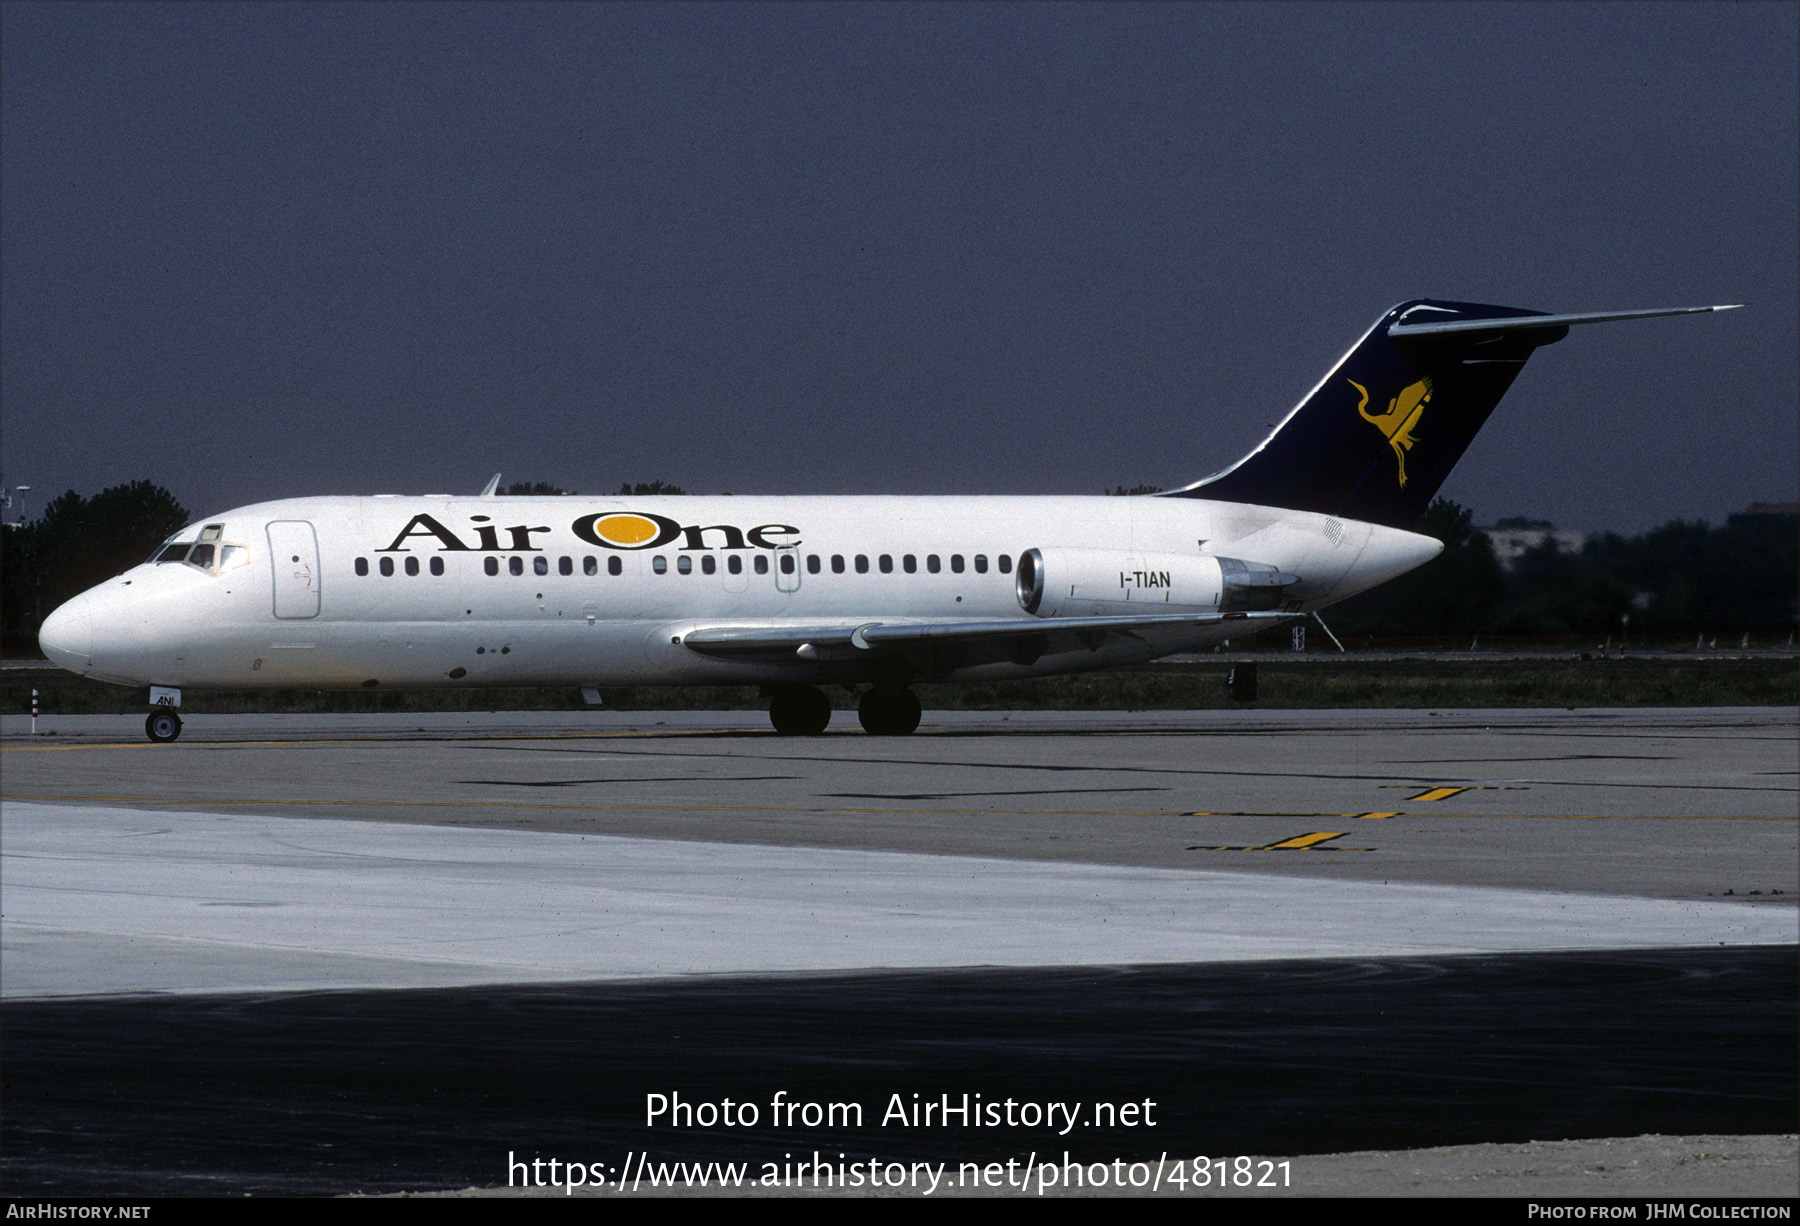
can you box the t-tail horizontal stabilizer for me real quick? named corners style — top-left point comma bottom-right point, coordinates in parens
top-left (1169, 299), bottom-right (1740, 529)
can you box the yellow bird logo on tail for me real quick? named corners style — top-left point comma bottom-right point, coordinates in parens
top-left (1349, 376), bottom-right (1432, 487)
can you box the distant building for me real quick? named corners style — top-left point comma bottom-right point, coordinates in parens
top-left (1478, 517), bottom-right (1589, 569)
top-left (1726, 502), bottom-right (1799, 529)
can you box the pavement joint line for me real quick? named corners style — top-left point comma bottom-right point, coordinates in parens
top-left (3, 796), bottom-right (1791, 821)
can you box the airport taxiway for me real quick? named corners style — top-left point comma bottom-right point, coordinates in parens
top-left (4, 706), bottom-right (1793, 900)
top-left (3, 706), bottom-right (1794, 1196)
top-left (3, 706), bottom-right (1793, 994)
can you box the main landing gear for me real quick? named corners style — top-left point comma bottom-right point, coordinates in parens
top-left (145, 710), bottom-right (183, 743)
top-left (764, 685), bottom-right (923, 736)
top-left (767, 685), bottom-right (833, 736)
top-left (857, 688), bottom-right (921, 736)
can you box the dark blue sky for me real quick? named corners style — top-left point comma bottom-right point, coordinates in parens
top-left (4, 2), bottom-right (1794, 532)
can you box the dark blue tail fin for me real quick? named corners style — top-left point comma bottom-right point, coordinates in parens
top-left (1170, 298), bottom-right (1565, 528)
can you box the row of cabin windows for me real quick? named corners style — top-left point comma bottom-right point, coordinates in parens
top-left (355, 555), bottom-right (446, 577)
top-left (354, 553), bottom-right (1014, 578)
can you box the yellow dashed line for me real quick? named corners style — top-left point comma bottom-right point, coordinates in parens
top-left (1263, 832), bottom-right (1348, 849)
top-left (1381, 784), bottom-right (1531, 801)
top-left (1186, 832), bottom-right (1374, 852)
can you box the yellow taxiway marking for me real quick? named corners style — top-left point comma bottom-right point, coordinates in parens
top-left (1186, 832), bottom-right (1373, 852)
top-left (4, 795), bottom-right (1790, 822)
top-left (1264, 832), bottom-right (1348, 849)
top-left (1380, 784), bottom-right (1531, 802)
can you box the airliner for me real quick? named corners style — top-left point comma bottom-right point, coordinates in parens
top-left (35, 298), bottom-right (1736, 741)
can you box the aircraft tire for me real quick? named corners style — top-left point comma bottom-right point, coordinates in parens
top-left (145, 711), bottom-right (183, 743)
top-left (858, 689), bottom-right (921, 736)
top-left (769, 686), bottom-right (832, 735)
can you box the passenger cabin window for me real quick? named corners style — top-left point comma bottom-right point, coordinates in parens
top-left (608, 556), bottom-right (622, 576)
top-left (950, 554), bottom-right (964, 573)
top-left (974, 554), bottom-right (988, 573)
top-left (430, 557), bottom-right (444, 576)
top-left (534, 556), bottom-right (548, 576)
top-left (807, 555), bottom-right (820, 574)
top-left (355, 557), bottom-right (369, 576)
top-left (902, 554), bottom-right (916, 574)
top-left (878, 554), bottom-right (893, 574)
top-left (559, 556), bottom-right (572, 576)
top-left (702, 555), bottom-right (716, 575)
top-left (927, 555), bottom-right (941, 573)
top-left (653, 556), bottom-right (668, 574)
top-left (753, 555), bottom-right (769, 575)
top-left (831, 555), bottom-right (845, 574)
top-left (509, 557), bottom-right (523, 576)
top-left (405, 556), bottom-right (419, 576)
top-left (727, 555), bottom-right (742, 575)
top-left (779, 554), bottom-right (795, 575)
top-left (855, 555), bottom-right (869, 573)
top-left (584, 557), bottom-right (597, 576)
top-left (485, 557), bottom-right (499, 576)
top-left (677, 555), bottom-right (693, 574)
top-left (998, 554), bottom-right (1012, 573)
top-left (378, 555), bottom-right (394, 577)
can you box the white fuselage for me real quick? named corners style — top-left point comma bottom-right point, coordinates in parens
top-left (38, 493), bottom-right (1440, 692)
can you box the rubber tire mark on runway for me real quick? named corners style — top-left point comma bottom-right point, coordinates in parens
top-left (18, 738), bottom-right (1790, 798)
top-left (822, 787), bottom-right (1169, 800)
top-left (460, 775), bottom-right (799, 787)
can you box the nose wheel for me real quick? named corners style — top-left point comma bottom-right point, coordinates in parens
top-left (145, 710), bottom-right (183, 743)
top-left (858, 688), bottom-right (921, 736)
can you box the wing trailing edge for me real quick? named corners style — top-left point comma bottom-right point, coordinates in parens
top-left (679, 611), bottom-right (1293, 659)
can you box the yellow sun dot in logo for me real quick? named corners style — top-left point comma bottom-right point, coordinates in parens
top-left (594, 514), bottom-right (660, 546)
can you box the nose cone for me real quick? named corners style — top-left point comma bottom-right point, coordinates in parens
top-left (38, 594), bottom-right (94, 675)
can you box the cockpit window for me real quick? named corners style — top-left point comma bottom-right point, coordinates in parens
top-left (219, 545), bottom-right (251, 572)
top-left (187, 543), bottom-right (216, 570)
top-left (198, 524), bottom-right (224, 542)
top-left (156, 544), bottom-right (192, 564)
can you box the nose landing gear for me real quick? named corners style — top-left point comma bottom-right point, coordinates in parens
top-left (857, 688), bottom-right (921, 736)
top-left (145, 710), bottom-right (183, 743)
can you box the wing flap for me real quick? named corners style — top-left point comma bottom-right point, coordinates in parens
top-left (679, 611), bottom-right (1292, 659)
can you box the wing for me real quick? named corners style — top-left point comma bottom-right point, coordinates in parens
top-left (678, 610), bottom-right (1294, 666)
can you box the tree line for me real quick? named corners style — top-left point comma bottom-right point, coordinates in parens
top-left (1327, 499), bottom-right (1799, 641)
top-left (2, 484), bottom-right (1793, 657)
top-left (3, 482), bottom-right (191, 656)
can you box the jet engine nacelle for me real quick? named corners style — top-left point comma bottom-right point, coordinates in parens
top-left (1016, 547), bottom-right (1300, 617)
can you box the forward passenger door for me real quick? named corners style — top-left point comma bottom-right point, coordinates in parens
top-left (266, 521), bottom-right (321, 619)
